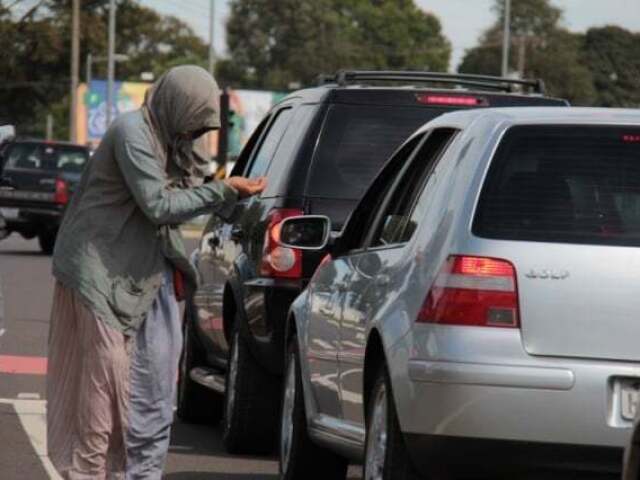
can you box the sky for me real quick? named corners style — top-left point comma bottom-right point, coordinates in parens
top-left (12, 0), bottom-right (632, 72)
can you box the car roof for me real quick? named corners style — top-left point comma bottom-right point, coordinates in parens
top-left (275, 85), bottom-right (566, 107)
top-left (418, 107), bottom-right (640, 133)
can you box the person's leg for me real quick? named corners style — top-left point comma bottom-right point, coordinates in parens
top-left (47, 283), bottom-right (130, 480)
top-left (47, 283), bottom-right (82, 477)
top-left (126, 271), bottom-right (182, 480)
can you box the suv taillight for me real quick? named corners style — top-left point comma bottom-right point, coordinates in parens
top-left (417, 255), bottom-right (519, 328)
top-left (260, 208), bottom-right (304, 278)
top-left (54, 178), bottom-right (69, 205)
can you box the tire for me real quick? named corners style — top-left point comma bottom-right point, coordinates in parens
top-left (279, 335), bottom-right (349, 480)
top-left (363, 365), bottom-right (422, 480)
top-left (176, 306), bottom-right (223, 424)
top-left (38, 231), bottom-right (56, 255)
top-left (222, 320), bottom-right (280, 454)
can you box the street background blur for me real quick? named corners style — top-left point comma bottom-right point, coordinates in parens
top-left (1, 0), bottom-right (639, 148)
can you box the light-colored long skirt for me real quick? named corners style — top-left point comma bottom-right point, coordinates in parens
top-left (46, 272), bottom-right (181, 480)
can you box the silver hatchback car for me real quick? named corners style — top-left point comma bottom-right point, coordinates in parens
top-left (277, 107), bottom-right (640, 479)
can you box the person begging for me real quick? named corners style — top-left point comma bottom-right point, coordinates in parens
top-left (47, 65), bottom-right (265, 479)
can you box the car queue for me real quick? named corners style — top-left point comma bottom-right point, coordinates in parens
top-left (3, 69), bottom-right (640, 479)
top-left (176, 70), bottom-right (640, 479)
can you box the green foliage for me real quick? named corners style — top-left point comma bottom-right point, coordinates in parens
top-left (459, 0), bottom-right (638, 107)
top-left (219, 0), bottom-right (451, 90)
top-left (583, 26), bottom-right (640, 107)
top-left (0, 0), bottom-right (209, 140)
top-left (492, 0), bottom-right (561, 37)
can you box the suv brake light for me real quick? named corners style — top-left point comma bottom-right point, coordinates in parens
top-left (417, 255), bottom-right (519, 328)
top-left (416, 94), bottom-right (487, 107)
top-left (260, 208), bottom-right (304, 278)
top-left (54, 178), bottom-right (69, 205)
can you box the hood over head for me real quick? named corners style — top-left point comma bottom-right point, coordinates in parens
top-left (142, 65), bottom-right (220, 180)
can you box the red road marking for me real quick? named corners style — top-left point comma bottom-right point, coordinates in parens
top-left (0, 355), bottom-right (47, 375)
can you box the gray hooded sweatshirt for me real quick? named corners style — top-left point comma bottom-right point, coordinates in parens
top-left (52, 66), bottom-right (237, 335)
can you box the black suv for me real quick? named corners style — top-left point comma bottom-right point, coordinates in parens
top-left (177, 71), bottom-right (568, 453)
top-left (0, 139), bottom-right (90, 253)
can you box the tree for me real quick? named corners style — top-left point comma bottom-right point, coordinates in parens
top-left (458, 0), bottom-right (596, 105)
top-left (217, 0), bottom-right (451, 90)
top-left (0, 0), bottom-right (209, 139)
top-left (583, 26), bottom-right (640, 107)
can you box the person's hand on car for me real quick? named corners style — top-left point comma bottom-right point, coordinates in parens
top-left (223, 176), bottom-right (267, 198)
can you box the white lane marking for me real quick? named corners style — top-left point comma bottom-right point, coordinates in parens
top-left (0, 398), bottom-right (62, 480)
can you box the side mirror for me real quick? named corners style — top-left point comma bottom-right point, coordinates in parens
top-left (0, 125), bottom-right (15, 145)
top-left (278, 215), bottom-right (331, 250)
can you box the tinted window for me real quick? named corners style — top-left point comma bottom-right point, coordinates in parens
top-left (263, 105), bottom-right (318, 197)
top-left (338, 134), bottom-right (425, 253)
top-left (370, 128), bottom-right (457, 247)
top-left (307, 104), bottom-right (440, 200)
top-left (4, 143), bottom-right (88, 173)
top-left (245, 108), bottom-right (293, 179)
top-left (474, 125), bottom-right (640, 246)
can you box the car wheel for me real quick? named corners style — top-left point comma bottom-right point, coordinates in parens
top-left (176, 305), bottom-right (223, 424)
top-left (222, 319), bottom-right (280, 454)
top-left (38, 231), bottom-right (56, 255)
top-left (279, 335), bottom-right (348, 480)
top-left (364, 365), bottom-right (421, 480)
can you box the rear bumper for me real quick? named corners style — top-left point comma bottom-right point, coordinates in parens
top-left (2, 203), bottom-right (63, 233)
top-left (404, 433), bottom-right (622, 478)
top-left (387, 326), bottom-right (638, 474)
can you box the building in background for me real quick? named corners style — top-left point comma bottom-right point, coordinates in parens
top-left (74, 81), bottom-right (285, 164)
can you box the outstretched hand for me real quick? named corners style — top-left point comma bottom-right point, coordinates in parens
top-left (224, 176), bottom-right (267, 199)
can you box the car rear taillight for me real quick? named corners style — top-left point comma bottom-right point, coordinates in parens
top-left (260, 208), bottom-right (304, 278)
top-left (417, 255), bottom-right (519, 328)
top-left (54, 178), bottom-right (69, 205)
top-left (416, 94), bottom-right (487, 107)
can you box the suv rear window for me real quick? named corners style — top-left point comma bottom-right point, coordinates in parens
top-left (474, 125), bottom-right (640, 246)
top-left (306, 104), bottom-right (440, 200)
top-left (4, 143), bottom-right (88, 174)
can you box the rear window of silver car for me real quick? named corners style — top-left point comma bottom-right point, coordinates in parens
top-left (473, 125), bottom-right (640, 246)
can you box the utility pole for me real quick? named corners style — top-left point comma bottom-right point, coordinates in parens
top-left (46, 114), bottom-right (54, 141)
top-left (501, 0), bottom-right (511, 77)
top-left (208, 0), bottom-right (215, 75)
top-left (69, 0), bottom-right (80, 142)
top-left (106, 0), bottom-right (116, 128)
top-left (86, 52), bottom-right (92, 87)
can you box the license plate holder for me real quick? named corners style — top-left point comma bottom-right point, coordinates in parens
top-left (619, 378), bottom-right (640, 421)
top-left (0, 207), bottom-right (18, 220)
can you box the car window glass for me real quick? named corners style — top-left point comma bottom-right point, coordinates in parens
top-left (369, 128), bottom-right (458, 247)
top-left (4, 143), bottom-right (89, 172)
top-left (474, 125), bottom-right (640, 247)
top-left (230, 115), bottom-right (271, 177)
top-left (307, 104), bottom-right (441, 200)
top-left (337, 134), bottom-right (425, 254)
top-left (245, 108), bottom-right (293, 179)
top-left (263, 105), bottom-right (318, 196)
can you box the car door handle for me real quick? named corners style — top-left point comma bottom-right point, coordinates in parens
top-left (375, 274), bottom-right (390, 287)
top-left (231, 227), bottom-right (244, 241)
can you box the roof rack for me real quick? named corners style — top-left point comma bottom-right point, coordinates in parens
top-left (318, 70), bottom-right (546, 94)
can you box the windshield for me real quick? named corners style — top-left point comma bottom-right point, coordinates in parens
top-left (3, 142), bottom-right (89, 174)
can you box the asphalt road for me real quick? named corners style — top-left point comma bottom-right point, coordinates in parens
top-left (0, 234), bottom-right (283, 480)
top-left (0, 234), bottom-right (620, 480)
